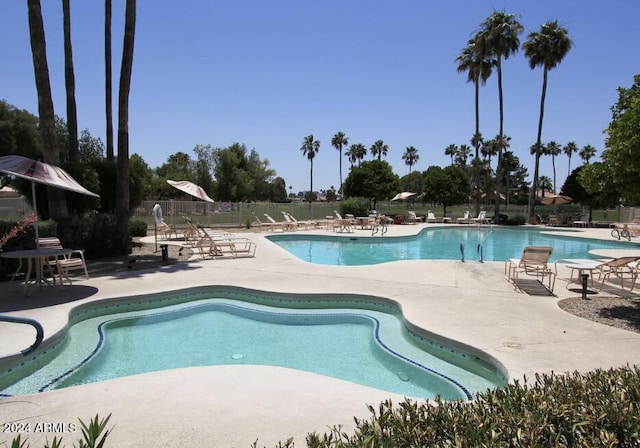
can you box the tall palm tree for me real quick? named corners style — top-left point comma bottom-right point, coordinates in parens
top-left (563, 141), bottom-right (578, 176)
top-left (444, 144), bottom-right (458, 164)
top-left (402, 146), bottom-right (419, 174)
top-left (300, 134), bottom-right (320, 204)
top-left (481, 138), bottom-right (499, 166)
top-left (456, 34), bottom-right (493, 215)
top-left (345, 144), bottom-right (357, 168)
top-left (105, 0), bottom-right (114, 160)
top-left (370, 140), bottom-right (388, 160)
top-left (544, 140), bottom-right (562, 193)
top-left (538, 175), bottom-right (553, 199)
top-left (351, 143), bottom-right (367, 166)
top-left (331, 131), bottom-right (348, 195)
top-left (27, 0), bottom-right (68, 220)
top-left (523, 20), bottom-right (572, 217)
top-left (62, 0), bottom-right (78, 162)
top-left (477, 10), bottom-right (523, 218)
top-left (115, 0), bottom-right (136, 240)
top-left (579, 144), bottom-right (596, 163)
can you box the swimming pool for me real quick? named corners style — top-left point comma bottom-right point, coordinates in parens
top-left (267, 227), bottom-right (636, 265)
top-left (0, 288), bottom-right (504, 400)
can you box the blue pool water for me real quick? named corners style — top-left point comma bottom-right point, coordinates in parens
top-left (268, 227), bottom-right (636, 265)
top-left (0, 290), bottom-right (504, 400)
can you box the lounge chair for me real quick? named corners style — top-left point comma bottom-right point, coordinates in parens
top-left (472, 211), bottom-right (491, 226)
top-left (442, 212), bottom-right (452, 224)
top-left (195, 227), bottom-right (256, 259)
top-left (572, 214), bottom-right (590, 228)
top-left (251, 213), bottom-right (284, 232)
top-left (546, 214), bottom-right (559, 226)
top-left (37, 237), bottom-right (89, 285)
top-left (506, 246), bottom-right (555, 292)
top-left (406, 211), bottom-right (423, 224)
top-left (332, 211), bottom-right (353, 233)
top-left (457, 211), bottom-right (472, 224)
top-left (264, 213), bottom-right (296, 231)
top-left (594, 256), bottom-right (640, 291)
top-left (426, 211), bottom-right (438, 223)
top-left (611, 217), bottom-right (640, 241)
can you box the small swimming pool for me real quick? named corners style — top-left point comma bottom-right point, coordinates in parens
top-left (268, 227), bottom-right (636, 265)
top-left (0, 288), bottom-right (505, 400)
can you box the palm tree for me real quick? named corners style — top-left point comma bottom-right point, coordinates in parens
top-left (544, 140), bottom-right (562, 193)
top-left (538, 175), bottom-right (553, 199)
top-left (345, 145), bottom-right (357, 168)
top-left (456, 144), bottom-right (472, 167)
top-left (370, 140), bottom-right (388, 160)
top-left (563, 141), bottom-right (578, 176)
top-left (402, 146), bottom-right (419, 174)
top-left (444, 144), bottom-right (458, 164)
top-left (456, 34), bottom-right (493, 215)
top-left (27, 0), bottom-right (68, 220)
top-left (476, 10), bottom-right (523, 218)
top-left (331, 131), bottom-right (348, 194)
top-left (62, 0), bottom-right (78, 162)
top-left (352, 143), bottom-right (367, 166)
top-left (105, 0), bottom-right (114, 160)
top-left (481, 138), bottom-right (499, 166)
top-left (300, 134), bottom-right (320, 204)
top-left (115, 0), bottom-right (136, 243)
top-left (579, 144), bottom-right (597, 163)
top-left (523, 20), bottom-right (572, 217)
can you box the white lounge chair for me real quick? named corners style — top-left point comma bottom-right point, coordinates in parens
top-left (457, 211), bottom-right (471, 224)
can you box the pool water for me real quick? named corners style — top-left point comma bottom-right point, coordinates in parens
top-left (268, 227), bottom-right (635, 265)
top-left (0, 291), bottom-right (504, 400)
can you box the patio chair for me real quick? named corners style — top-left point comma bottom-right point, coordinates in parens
top-left (426, 211), bottom-right (438, 223)
top-left (572, 214), bottom-right (590, 227)
top-left (506, 246), bottom-right (555, 292)
top-left (251, 213), bottom-right (283, 232)
top-left (264, 213), bottom-right (295, 231)
top-left (37, 237), bottom-right (89, 285)
top-left (406, 211), bottom-right (423, 224)
top-left (611, 217), bottom-right (640, 241)
top-left (594, 256), bottom-right (640, 291)
top-left (195, 227), bottom-right (256, 259)
top-left (456, 211), bottom-right (472, 224)
top-left (546, 214), bottom-right (559, 226)
top-left (472, 211), bottom-right (491, 226)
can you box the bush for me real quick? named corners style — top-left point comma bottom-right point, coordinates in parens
top-left (339, 197), bottom-right (369, 217)
top-left (58, 213), bottom-right (130, 258)
top-left (129, 219), bottom-right (148, 237)
top-left (505, 214), bottom-right (527, 226)
top-left (265, 366), bottom-right (640, 447)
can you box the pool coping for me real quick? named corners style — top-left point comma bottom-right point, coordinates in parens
top-left (1, 224), bottom-right (640, 446)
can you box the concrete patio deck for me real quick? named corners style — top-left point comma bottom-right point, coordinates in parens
top-left (1, 224), bottom-right (640, 447)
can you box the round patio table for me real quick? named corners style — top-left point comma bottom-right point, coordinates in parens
top-left (1, 247), bottom-right (74, 295)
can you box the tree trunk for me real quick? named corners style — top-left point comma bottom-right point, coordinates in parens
top-left (473, 79), bottom-right (481, 216)
top-left (27, 0), bottom-right (68, 220)
top-left (105, 0), bottom-right (114, 160)
top-left (115, 0), bottom-right (136, 251)
top-left (493, 57), bottom-right (504, 219)
top-left (63, 0), bottom-right (79, 163)
top-left (529, 67), bottom-right (548, 219)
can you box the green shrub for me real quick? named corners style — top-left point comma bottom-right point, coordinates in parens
top-left (505, 214), bottom-right (527, 226)
top-left (129, 219), bottom-right (148, 237)
top-left (265, 366), bottom-right (640, 447)
top-left (339, 197), bottom-right (369, 217)
top-left (58, 213), bottom-right (129, 258)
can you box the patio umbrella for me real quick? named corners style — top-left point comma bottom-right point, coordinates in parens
top-left (0, 155), bottom-right (99, 241)
top-left (391, 191), bottom-right (416, 201)
top-left (540, 194), bottom-right (572, 206)
top-left (167, 180), bottom-right (214, 203)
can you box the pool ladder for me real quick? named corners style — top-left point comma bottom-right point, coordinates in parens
top-left (0, 315), bottom-right (44, 355)
top-left (459, 243), bottom-right (484, 263)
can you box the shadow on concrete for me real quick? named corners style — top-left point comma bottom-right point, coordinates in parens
top-left (0, 284), bottom-right (99, 312)
top-left (513, 279), bottom-right (555, 296)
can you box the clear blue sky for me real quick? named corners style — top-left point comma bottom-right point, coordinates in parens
top-left (2, 1), bottom-right (638, 196)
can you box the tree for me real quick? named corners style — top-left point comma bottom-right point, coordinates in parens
top-left (104, 0), bottom-right (114, 160)
top-left (0, 100), bottom-right (41, 160)
top-left (481, 138), bottom-right (499, 166)
top-left (331, 131), bottom-right (348, 194)
top-left (523, 20), bottom-right (572, 217)
top-left (578, 162), bottom-right (621, 208)
top-left (544, 140), bottom-right (562, 193)
top-left (455, 144), bottom-right (471, 167)
top-left (346, 143), bottom-right (366, 167)
top-left (115, 0), bottom-right (136, 252)
top-left (343, 160), bottom-right (399, 210)
top-left (538, 175), bottom-right (553, 199)
top-left (300, 134), bottom-right (320, 204)
top-left (422, 165), bottom-right (469, 215)
top-left (444, 144), bottom-right (457, 164)
top-left (599, 74), bottom-right (640, 203)
top-left (563, 141), bottom-right (578, 176)
top-left (476, 10), bottom-right (523, 218)
top-left (62, 0), bottom-right (79, 162)
top-left (402, 146), bottom-right (419, 174)
top-left (579, 144), bottom-right (597, 164)
top-left (370, 140), bottom-right (388, 161)
top-left (456, 33), bottom-right (493, 215)
top-left (27, 0), bottom-right (68, 220)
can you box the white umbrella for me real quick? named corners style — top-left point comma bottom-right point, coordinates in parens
top-left (167, 180), bottom-right (214, 202)
top-left (391, 192), bottom-right (416, 201)
top-left (0, 155), bottom-right (99, 240)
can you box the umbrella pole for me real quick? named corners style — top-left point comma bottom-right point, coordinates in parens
top-left (31, 181), bottom-right (39, 242)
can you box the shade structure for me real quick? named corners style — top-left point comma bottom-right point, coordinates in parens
top-left (540, 194), bottom-right (572, 206)
top-left (167, 180), bottom-right (214, 203)
top-left (391, 191), bottom-right (416, 201)
top-left (0, 155), bottom-right (100, 241)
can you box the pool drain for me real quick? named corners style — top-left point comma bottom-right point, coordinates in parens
top-left (231, 353), bottom-right (244, 360)
top-left (397, 372), bottom-right (410, 382)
